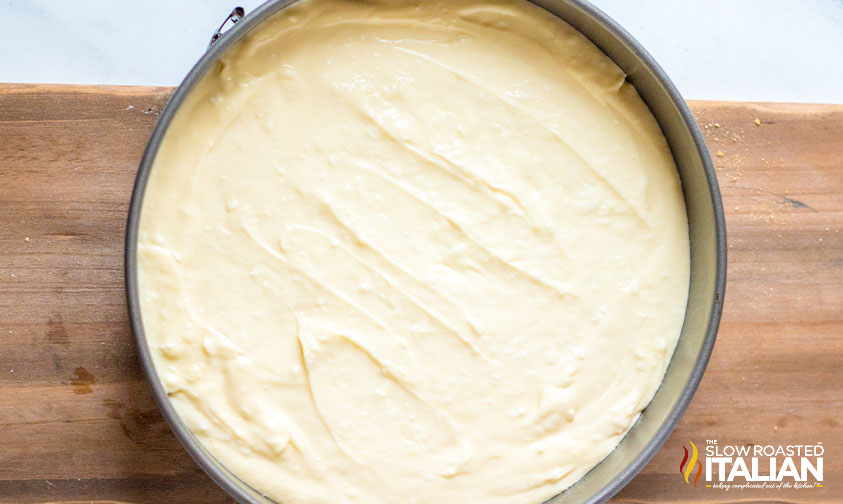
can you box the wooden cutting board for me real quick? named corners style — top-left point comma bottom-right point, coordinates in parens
top-left (1, 83), bottom-right (841, 504)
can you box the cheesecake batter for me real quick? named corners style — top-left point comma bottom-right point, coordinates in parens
top-left (138, 0), bottom-right (690, 502)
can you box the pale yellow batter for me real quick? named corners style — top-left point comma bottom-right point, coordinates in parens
top-left (138, 0), bottom-right (690, 502)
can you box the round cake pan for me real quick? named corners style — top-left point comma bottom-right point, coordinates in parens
top-left (125, 1), bottom-right (727, 502)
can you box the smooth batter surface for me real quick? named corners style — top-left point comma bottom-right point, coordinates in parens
top-left (138, 1), bottom-right (690, 502)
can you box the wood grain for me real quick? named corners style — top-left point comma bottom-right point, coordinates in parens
top-left (1, 84), bottom-right (841, 503)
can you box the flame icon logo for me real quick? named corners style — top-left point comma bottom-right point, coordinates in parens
top-left (679, 441), bottom-right (703, 486)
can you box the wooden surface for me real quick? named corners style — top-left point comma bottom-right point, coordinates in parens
top-left (0, 84), bottom-right (841, 503)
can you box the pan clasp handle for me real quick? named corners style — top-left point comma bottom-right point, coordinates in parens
top-left (209, 7), bottom-right (246, 50)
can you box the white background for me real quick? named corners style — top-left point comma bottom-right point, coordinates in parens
top-left (3, 0), bottom-right (843, 103)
